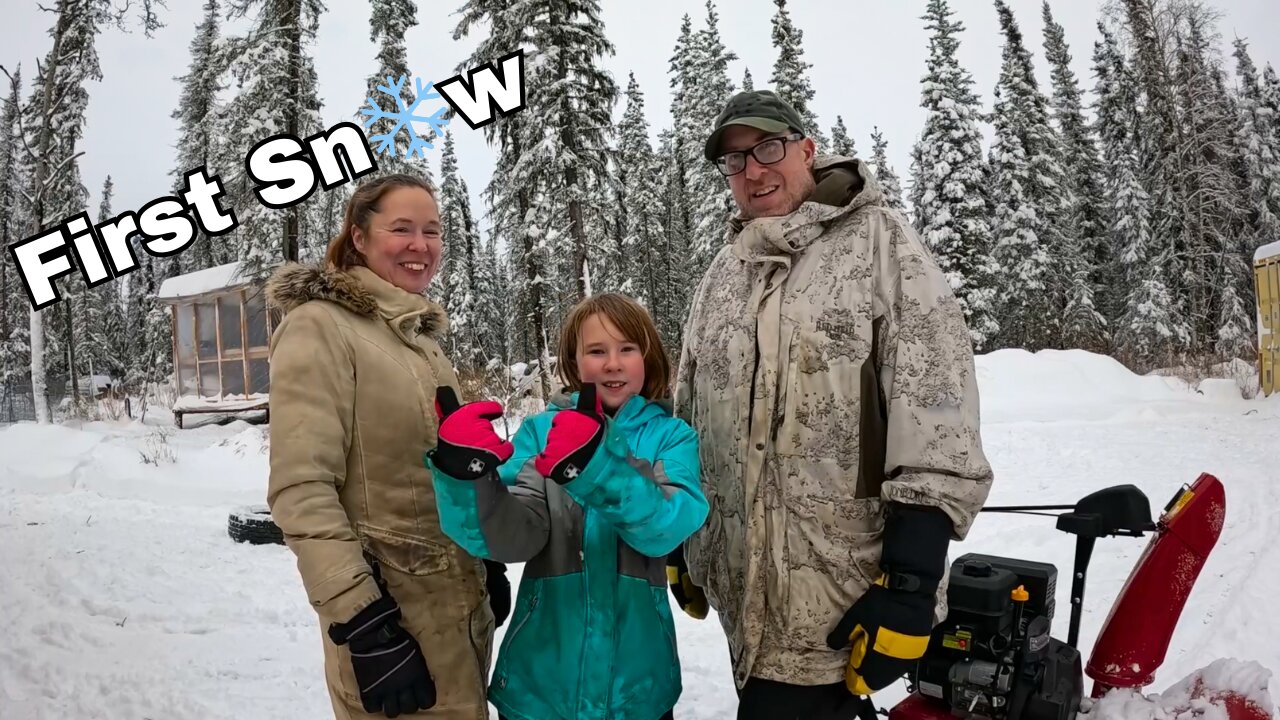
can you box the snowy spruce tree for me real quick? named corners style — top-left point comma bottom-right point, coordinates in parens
top-left (455, 0), bottom-right (547, 375)
top-left (539, 0), bottom-right (617, 300)
top-left (1092, 22), bottom-right (1187, 366)
top-left (474, 231), bottom-right (511, 373)
top-left (655, 127), bottom-right (694, 350)
top-left (120, 230), bottom-right (173, 393)
top-left (988, 0), bottom-right (1070, 352)
top-left (438, 131), bottom-right (485, 371)
top-left (1171, 16), bottom-right (1252, 358)
top-left (1232, 39), bottom-right (1280, 253)
top-left (359, 0), bottom-right (433, 186)
top-left (662, 16), bottom-right (697, 321)
top-left (769, 0), bottom-right (825, 150)
top-left (910, 0), bottom-right (998, 349)
top-left (1042, 1), bottom-right (1108, 352)
top-left (869, 127), bottom-right (905, 213)
top-left (604, 74), bottom-right (645, 298)
top-left (674, 3), bottom-right (737, 288)
top-left (1259, 64), bottom-right (1280, 138)
top-left (615, 73), bottom-right (678, 351)
top-left (0, 67), bottom-right (27, 402)
top-left (461, 0), bottom-right (616, 305)
top-left (742, 67), bottom-right (754, 92)
top-left (830, 116), bottom-right (855, 157)
top-left (170, 0), bottom-right (227, 272)
top-left (1121, 0), bottom-right (1189, 310)
top-left (85, 176), bottom-right (126, 381)
top-left (219, 0), bottom-right (325, 277)
top-left (451, 2), bottom-right (551, 394)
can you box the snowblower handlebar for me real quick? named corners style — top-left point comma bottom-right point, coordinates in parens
top-left (980, 484), bottom-right (1156, 538)
top-left (979, 485), bottom-right (1157, 649)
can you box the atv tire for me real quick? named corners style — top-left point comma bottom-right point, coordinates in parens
top-left (228, 505), bottom-right (284, 546)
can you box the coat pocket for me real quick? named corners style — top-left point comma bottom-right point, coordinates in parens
top-left (357, 522), bottom-right (450, 576)
top-left (780, 471), bottom-right (885, 649)
top-left (774, 321), bottom-right (866, 487)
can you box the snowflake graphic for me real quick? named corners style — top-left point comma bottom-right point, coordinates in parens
top-left (359, 75), bottom-right (450, 160)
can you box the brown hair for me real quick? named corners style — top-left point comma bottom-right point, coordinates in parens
top-left (557, 293), bottom-right (672, 401)
top-left (323, 173), bottom-right (437, 270)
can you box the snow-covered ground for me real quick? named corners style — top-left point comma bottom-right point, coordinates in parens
top-left (1, 349), bottom-right (1276, 719)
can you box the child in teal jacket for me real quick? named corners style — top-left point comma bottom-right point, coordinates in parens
top-left (425, 293), bottom-right (708, 720)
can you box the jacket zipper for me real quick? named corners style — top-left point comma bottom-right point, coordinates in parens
top-left (496, 589), bottom-right (539, 690)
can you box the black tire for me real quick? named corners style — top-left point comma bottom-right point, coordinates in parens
top-left (228, 504), bottom-right (284, 545)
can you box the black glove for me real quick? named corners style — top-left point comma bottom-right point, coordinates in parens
top-left (329, 593), bottom-right (436, 717)
top-left (666, 542), bottom-right (708, 619)
top-left (825, 503), bottom-right (952, 695)
top-left (484, 559), bottom-right (511, 627)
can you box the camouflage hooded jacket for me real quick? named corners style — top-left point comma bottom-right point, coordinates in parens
top-left (674, 155), bottom-right (994, 689)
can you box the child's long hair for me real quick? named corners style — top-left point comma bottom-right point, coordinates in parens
top-left (557, 293), bottom-right (672, 401)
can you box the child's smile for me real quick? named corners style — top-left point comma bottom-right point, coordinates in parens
top-left (576, 312), bottom-right (645, 412)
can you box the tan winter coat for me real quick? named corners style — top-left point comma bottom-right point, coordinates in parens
top-left (674, 156), bottom-right (994, 689)
top-left (265, 263), bottom-right (493, 720)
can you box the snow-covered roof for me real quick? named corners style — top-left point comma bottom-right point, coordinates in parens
top-left (1256, 240), bottom-right (1280, 262)
top-left (156, 261), bottom-right (254, 301)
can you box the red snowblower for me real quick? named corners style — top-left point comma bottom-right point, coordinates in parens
top-left (874, 472), bottom-right (1273, 720)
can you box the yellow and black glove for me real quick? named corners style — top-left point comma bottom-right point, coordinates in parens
top-left (825, 503), bottom-right (952, 695)
top-left (666, 542), bottom-right (708, 619)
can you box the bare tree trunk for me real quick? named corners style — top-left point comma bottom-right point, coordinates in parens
top-left (523, 214), bottom-right (549, 400)
top-left (31, 309), bottom-right (48, 423)
top-left (568, 173), bottom-right (587, 299)
top-left (66, 298), bottom-right (80, 408)
top-left (23, 0), bottom-right (76, 424)
top-left (283, 0), bottom-right (301, 262)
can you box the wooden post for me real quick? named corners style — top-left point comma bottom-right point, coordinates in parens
top-left (170, 304), bottom-right (179, 400)
top-left (192, 303), bottom-right (202, 399)
top-left (241, 288), bottom-right (251, 397)
top-left (214, 296), bottom-right (224, 400)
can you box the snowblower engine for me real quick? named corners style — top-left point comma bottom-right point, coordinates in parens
top-left (909, 555), bottom-right (1082, 720)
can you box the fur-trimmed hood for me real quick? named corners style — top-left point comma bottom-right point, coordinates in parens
top-left (265, 262), bottom-right (448, 339)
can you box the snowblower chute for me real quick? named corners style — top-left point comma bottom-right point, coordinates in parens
top-left (883, 472), bottom-right (1272, 720)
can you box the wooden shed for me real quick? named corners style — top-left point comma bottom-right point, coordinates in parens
top-left (1257, 240), bottom-right (1279, 398)
top-left (156, 261), bottom-right (275, 427)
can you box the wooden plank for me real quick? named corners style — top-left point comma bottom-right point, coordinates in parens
top-left (193, 302), bottom-right (202, 398)
top-left (214, 294), bottom-right (224, 400)
top-left (170, 304), bottom-right (180, 399)
top-left (1267, 260), bottom-right (1279, 397)
top-left (241, 289), bottom-right (251, 398)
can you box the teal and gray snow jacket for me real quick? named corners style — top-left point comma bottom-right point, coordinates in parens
top-left (427, 391), bottom-right (709, 720)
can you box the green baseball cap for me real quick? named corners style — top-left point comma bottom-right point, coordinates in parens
top-left (704, 90), bottom-right (807, 161)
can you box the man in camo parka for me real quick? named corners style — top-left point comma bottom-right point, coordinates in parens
top-left (666, 90), bottom-right (995, 720)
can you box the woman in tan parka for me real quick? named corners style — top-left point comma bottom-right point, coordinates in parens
top-left (265, 174), bottom-right (499, 720)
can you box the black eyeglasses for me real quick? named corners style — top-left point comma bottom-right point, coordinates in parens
top-left (714, 133), bottom-right (804, 176)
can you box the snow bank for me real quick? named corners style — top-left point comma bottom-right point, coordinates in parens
top-left (974, 349), bottom-right (1255, 423)
top-left (1084, 658), bottom-right (1275, 720)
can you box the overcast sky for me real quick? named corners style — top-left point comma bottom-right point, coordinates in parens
top-left (2, 0), bottom-right (1277, 259)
